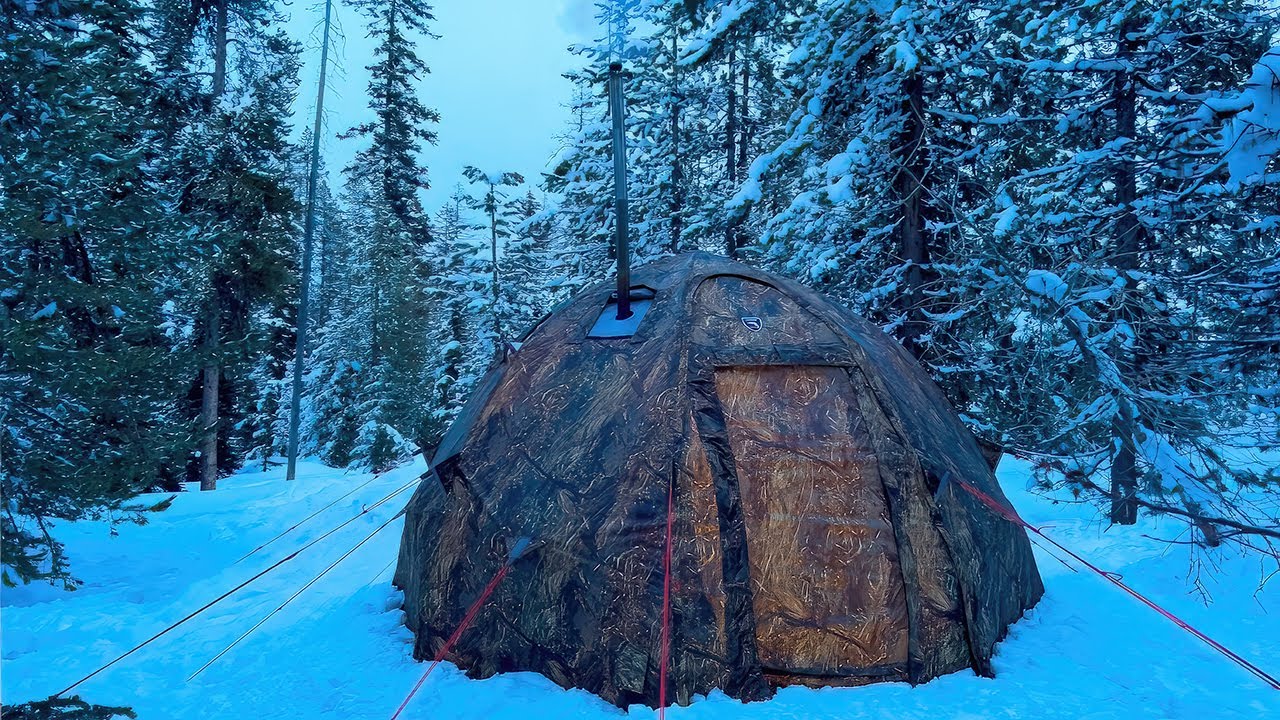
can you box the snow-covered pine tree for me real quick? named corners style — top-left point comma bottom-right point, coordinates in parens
top-left (243, 130), bottom-right (354, 470)
top-left (311, 173), bottom-right (347, 330)
top-left (325, 0), bottom-right (439, 467)
top-left (418, 186), bottom-right (486, 449)
top-left (627, 2), bottom-right (693, 254)
top-left (544, 1), bottom-right (681, 291)
top-left (1, 0), bottom-right (190, 585)
top-left (343, 0), bottom-right (439, 238)
top-left (463, 166), bottom-right (525, 347)
top-left (327, 178), bottom-right (428, 471)
top-left (677, 0), bottom-right (790, 259)
top-left (152, 0), bottom-right (302, 490)
top-left (544, 1), bottom-right (694, 295)
top-left (720, 0), bottom-right (997, 372)
top-left (545, 73), bottom-right (621, 292)
top-left (970, 0), bottom-right (1280, 542)
top-left (304, 178), bottom-right (374, 468)
top-left (505, 190), bottom-right (557, 336)
top-left (602, 0), bottom-right (694, 258)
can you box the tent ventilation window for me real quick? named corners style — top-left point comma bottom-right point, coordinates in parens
top-left (588, 286), bottom-right (656, 338)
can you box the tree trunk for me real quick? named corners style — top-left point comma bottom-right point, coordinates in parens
top-left (199, 306), bottom-right (221, 491)
top-left (490, 201), bottom-right (502, 342)
top-left (732, 42), bottom-right (752, 255)
top-left (60, 231), bottom-right (94, 286)
top-left (894, 72), bottom-right (930, 359)
top-left (211, 0), bottom-right (228, 98)
top-left (199, 0), bottom-right (229, 490)
top-left (1110, 404), bottom-right (1138, 524)
top-left (669, 33), bottom-right (684, 252)
top-left (370, 283), bottom-right (381, 365)
top-left (737, 47), bottom-right (751, 187)
top-left (447, 305), bottom-right (464, 387)
top-left (724, 47), bottom-right (738, 258)
top-left (1109, 19), bottom-right (1141, 525)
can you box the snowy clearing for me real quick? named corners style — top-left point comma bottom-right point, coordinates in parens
top-left (3, 457), bottom-right (1278, 719)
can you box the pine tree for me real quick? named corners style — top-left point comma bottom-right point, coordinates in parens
top-left (417, 186), bottom-right (482, 449)
top-left (543, 1), bottom-right (692, 291)
top-left (544, 77), bottom-right (618, 290)
top-left (243, 297), bottom-right (295, 470)
top-left (332, 176), bottom-right (428, 468)
top-left (968, 0), bottom-right (1280, 540)
top-left (343, 0), bottom-right (440, 236)
top-left (721, 0), bottom-right (986, 360)
top-left (1, 0), bottom-right (190, 585)
top-left (152, 0), bottom-right (302, 491)
top-left (308, 0), bottom-right (439, 467)
top-left (546, 0), bottom-right (794, 279)
top-left (463, 166), bottom-right (525, 345)
top-left (676, 0), bottom-right (1280, 549)
top-left (304, 181), bottom-right (373, 467)
top-left (679, 0), bottom-right (791, 259)
top-left (502, 191), bottom-right (557, 338)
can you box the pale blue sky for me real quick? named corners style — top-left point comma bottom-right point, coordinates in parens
top-left (287, 0), bottom-right (599, 214)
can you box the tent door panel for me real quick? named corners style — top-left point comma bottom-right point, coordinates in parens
top-left (712, 365), bottom-right (909, 676)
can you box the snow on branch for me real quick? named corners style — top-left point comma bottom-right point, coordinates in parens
top-left (1223, 46), bottom-right (1280, 188)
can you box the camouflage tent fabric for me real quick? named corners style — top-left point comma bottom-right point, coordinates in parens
top-left (394, 252), bottom-right (1043, 708)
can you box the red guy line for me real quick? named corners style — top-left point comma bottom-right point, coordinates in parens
top-left (954, 478), bottom-right (1280, 691)
top-left (390, 562), bottom-right (512, 719)
top-left (659, 478), bottom-right (676, 719)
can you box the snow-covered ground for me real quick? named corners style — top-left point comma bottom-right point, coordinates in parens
top-left (3, 457), bottom-right (1278, 719)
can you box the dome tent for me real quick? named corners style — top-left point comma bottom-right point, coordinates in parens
top-left (394, 252), bottom-right (1043, 708)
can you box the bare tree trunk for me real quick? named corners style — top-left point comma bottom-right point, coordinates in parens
top-left (1109, 18), bottom-right (1141, 525)
top-left (895, 72), bottom-right (929, 359)
top-left (211, 0), bottom-right (228, 98)
top-left (199, 305), bottom-right (221, 491)
top-left (285, 0), bottom-right (334, 481)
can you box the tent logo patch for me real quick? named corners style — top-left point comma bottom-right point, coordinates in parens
top-left (741, 316), bottom-right (763, 332)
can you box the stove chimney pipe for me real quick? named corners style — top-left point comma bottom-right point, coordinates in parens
top-left (607, 61), bottom-right (632, 321)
